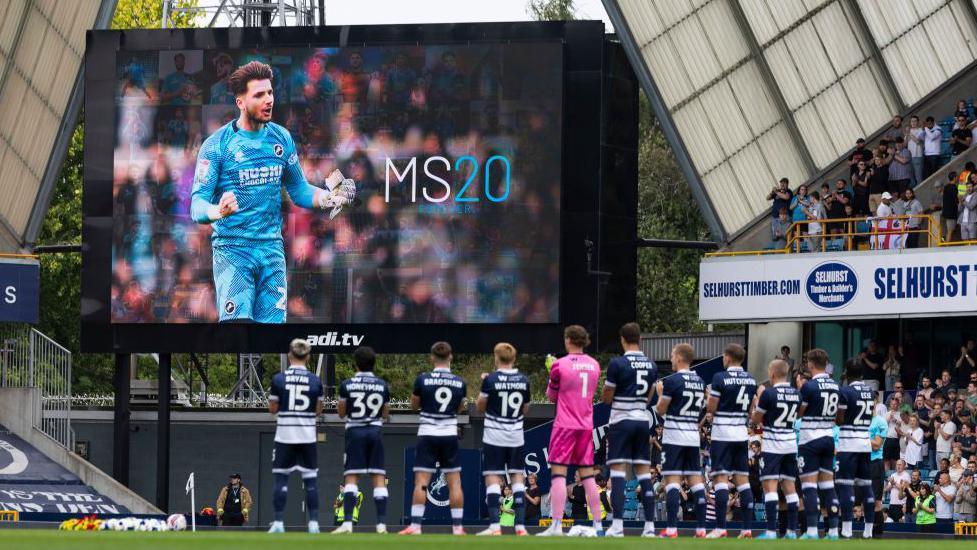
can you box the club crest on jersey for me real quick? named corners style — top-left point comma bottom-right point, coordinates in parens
top-left (223, 300), bottom-right (236, 315)
top-left (234, 150), bottom-right (245, 162)
top-left (195, 159), bottom-right (210, 183)
top-left (274, 144), bottom-right (284, 157)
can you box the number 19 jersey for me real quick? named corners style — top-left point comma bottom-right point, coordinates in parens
top-left (546, 353), bottom-right (601, 430)
top-left (269, 365), bottom-right (323, 444)
top-left (481, 369), bottom-right (530, 447)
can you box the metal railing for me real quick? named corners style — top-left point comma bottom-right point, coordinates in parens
top-left (0, 325), bottom-right (73, 449)
top-left (706, 214), bottom-right (946, 257)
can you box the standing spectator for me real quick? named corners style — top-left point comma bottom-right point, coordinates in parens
top-left (885, 460), bottom-right (911, 522)
top-left (954, 470), bottom-right (975, 521)
top-left (500, 484), bottom-right (516, 528)
top-left (951, 115), bottom-right (972, 155)
top-left (860, 341), bottom-right (885, 392)
top-left (919, 376), bottom-right (935, 402)
top-left (524, 473), bottom-right (541, 523)
top-left (805, 191), bottom-right (824, 252)
top-left (949, 455), bottom-right (966, 484)
top-left (907, 115), bottom-right (925, 186)
top-left (955, 99), bottom-right (971, 119)
top-left (216, 473), bottom-right (253, 527)
top-left (779, 345), bottom-right (796, 373)
top-left (936, 409), bottom-right (957, 464)
top-left (933, 472), bottom-right (957, 525)
top-left (790, 185), bottom-right (811, 224)
top-left (902, 188), bottom-right (925, 248)
top-left (771, 207), bottom-right (790, 249)
top-left (868, 154), bottom-right (890, 215)
top-left (960, 178), bottom-right (977, 241)
top-left (941, 171), bottom-right (960, 242)
top-left (884, 397), bottom-right (904, 470)
top-left (904, 469), bottom-right (923, 523)
top-left (884, 345), bottom-right (902, 392)
top-left (912, 483), bottom-right (936, 533)
top-left (767, 178), bottom-right (793, 243)
top-left (957, 423), bottom-right (976, 461)
top-left (923, 116), bottom-right (943, 179)
top-left (883, 115), bottom-right (905, 142)
top-left (848, 137), bottom-right (872, 175)
top-left (957, 340), bottom-right (976, 386)
top-left (852, 160), bottom-right (873, 215)
top-left (568, 471), bottom-right (587, 521)
top-left (901, 416), bottom-right (924, 470)
top-left (828, 180), bottom-right (849, 236)
top-left (889, 137), bottom-right (912, 196)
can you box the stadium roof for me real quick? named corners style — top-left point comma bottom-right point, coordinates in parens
top-left (604, 0), bottom-right (977, 241)
top-left (0, 0), bottom-right (116, 253)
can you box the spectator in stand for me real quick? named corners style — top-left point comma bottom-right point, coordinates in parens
top-left (805, 191), bottom-right (824, 252)
top-left (905, 469), bottom-right (924, 523)
top-left (869, 153), bottom-right (890, 215)
top-left (902, 188), bottom-right (925, 248)
top-left (884, 396), bottom-right (904, 470)
top-left (954, 469), bottom-right (975, 522)
top-left (852, 159), bottom-right (872, 215)
top-left (828, 179), bottom-right (850, 236)
top-left (912, 483), bottom-right (936, 532)
top-left (958, 423), bottom-right (976, 461)
top-left (771, 207), bottom-right (790, 249)
top-left (941, 171), bottom-right (960, 242)
top-left (907, 115), bottom-right (925, 186)
top-left (936, 409), bottom-right (957, 464)
top-left (958, 162), bottom-right (975, 192)
top-left (524, 473), bottom-right (541, 523)
top-left (884, 345), bottom-right (902, 392)
top-left (949, 455), bottom-right (966, 483)
top-left (919, 376), bottom-right (935, 402)
top-left (960, 177), bottom-right (977, 241)
top-left (923, 116), bottom-right (943, 179)
top-left (901, 415), bottom-right (924, 470)
top-left (883, 115), bottom-right (904, 142)
top-left (789, 184), bottom-right (811, 224)
top-left (767, 178), bottom-right (793, 243)
top-left (886, 460), bottom-right (911, 522)
top-left (889, 137), bottom-right (912, 196)
top-left (951, 114), bottom-right (972, 156)
top-left (956, 341), bottom-right (976, 386)
top-left (933, 473), bottom-right (957, 525)
top-left (849, 137), bottom-right (872, 176)
top-left (860, 340), bottom-right (885, 392)
top-left (955, 99), bottom-right (971, 119)
top-left (778, 345), bottom-right (796, 373)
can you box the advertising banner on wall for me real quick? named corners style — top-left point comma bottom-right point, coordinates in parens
top-left (699, 247), bottom-right (977, 323)
top-left (0, 259), bottom-right (39, 324)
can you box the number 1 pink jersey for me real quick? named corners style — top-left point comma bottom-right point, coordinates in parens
top-left (546, 353), bottom-right (601, 430)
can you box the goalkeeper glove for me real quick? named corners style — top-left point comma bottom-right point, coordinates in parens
top-left (217, 508), bottom-right (224, 517)
top-left (545, 354), bottom-right (557, 373)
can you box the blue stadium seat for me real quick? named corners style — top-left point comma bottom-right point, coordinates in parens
top-left (623, 509), bottom-right (638, 520)
top-left (754, 504), bottom-right (765, 522)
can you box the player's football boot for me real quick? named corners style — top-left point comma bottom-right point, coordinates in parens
top-left (784, 531), bottom-right (798, 540)
top-left (737, 530), bottom-right (753, 539)
top-left (694, 529), bottom-right (708, 538)
top-left (658, 529), bottom-right (678, 538)
top-left (397, 525), bottom-right (422, 535)
top-left (799, 532), bottom-right (820, 540)
top-left (308, 521), bottom-right (320, 534)
top-left (476, 526), bottom-right (501, 536)
top-left (452, 525), bottom-right (467, 535)
top-left (331, 523), bottom-right (353, 534)
top-left (825, 533), bottom-right (839, 541)
top-left (267, 521), bottom-right (285, 534)
top-left (604, 525), bottom-right (625, 537)
top-left (755, 532), bottom-right (778, 540)
top-left (706, 528), bottom-right (728, 538)
top-left (641, 526), bottom-right (658, 538)
top-left (514, 526), bottom-right (529, 536)
top-left (536, 524), bottom-right (564, 536)
top-left (376, 524), bottom-right (387, 534)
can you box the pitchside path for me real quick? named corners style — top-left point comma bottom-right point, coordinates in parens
top-left (2, 530), bottom-right (973, 550)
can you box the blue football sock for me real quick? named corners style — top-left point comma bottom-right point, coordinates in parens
top-left (639, 477), bottom-right (656, 525)
top-left (837, 483), bottom-right (854, 523)
top-left (666, 484), bottom-right (680, 529)
top-left (273, 474), bottom-right (288, 522)
top-left (738, 485), bottom-right (754, 532)
top-left (714, 484), bottom-right (729, 529)
top-left (610, 475), bottom-right (626, 522)
top-left (802, 485), bottom-right (820, 530)
top-left (303, 477), bottom-right (319, 522)
top-left (691, 484), bottom-right (707, 530)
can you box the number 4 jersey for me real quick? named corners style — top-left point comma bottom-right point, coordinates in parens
top-left (269, 365), bottom-right (323, 444)
top-left (339, 372), bottom-right (390, 429)
top-left (481, 369), bottom-right (530, 447)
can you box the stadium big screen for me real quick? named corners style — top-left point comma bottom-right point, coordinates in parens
top-left (82, 22), bottom-right (638, 353)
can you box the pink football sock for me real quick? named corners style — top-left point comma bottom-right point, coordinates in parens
top-left (550, 476), bottom-right (567, 522)
top-left (583, 476), bottom-right (602, 523)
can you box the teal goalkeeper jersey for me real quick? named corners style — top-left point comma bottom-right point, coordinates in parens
top-left (191, 120), bottom-right (319, 244)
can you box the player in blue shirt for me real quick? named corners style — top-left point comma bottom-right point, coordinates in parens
top-left (867, 403), bottom-right (887, 538)
top-left (476, 343), bottom-right (530, 536)
top-left (835, 359), bottom-right (877, 539)
top-left (334, 346), bottom-right (390, 534)
top-left (705, 343), bottom-right (757, 538)
top-left (191, 61), bottom-right (354, 323)
top-left (401, 342), bottom-right (468, 536)
top-left (159, 52), bottom-right (200, 105)
top-left (796, 349), bottom-right (841, 540)
top-left (601, 322), bottom-right (658, 538)
top-left (654, 343), bottom-right (707, 538)
top-left (267, 339), bottom-right (324, 533)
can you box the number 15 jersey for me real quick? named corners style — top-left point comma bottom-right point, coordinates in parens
top-left (269, 365), bottom-right (323, 444)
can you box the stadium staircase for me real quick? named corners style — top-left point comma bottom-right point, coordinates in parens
top-left (727, 58), bottom-right (977, 251)
top-left (0, 325), bottom-right (159, 516)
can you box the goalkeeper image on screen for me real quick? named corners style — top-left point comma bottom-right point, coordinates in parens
top-left (191, 60), bottom-right (355, 323)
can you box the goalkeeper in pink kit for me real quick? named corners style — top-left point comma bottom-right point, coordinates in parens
top-left (537, 325), bottom-right (604, 537)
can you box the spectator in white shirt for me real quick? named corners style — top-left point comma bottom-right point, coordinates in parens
top-left (886, 460), bottom-right (911, 522)
top-left (907, 115), bottom-right (924, 186)
top-left (960, 178), bottom-right (977, 241)
top-left (806, 191), bottom-right (825, 252)
top-left (901, 415), bottom-right (924, 469)
top-left (923, 116), bottom-right (943, 179)
top-left (934, 473), bottom-right (957, 522)
top-left (935, 410), bottom-right (957, 463)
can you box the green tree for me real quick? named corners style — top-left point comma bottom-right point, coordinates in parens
top-left (112, 0), bottom-right (201, 29)
top-left (527, 0), bottom-right (576, 20)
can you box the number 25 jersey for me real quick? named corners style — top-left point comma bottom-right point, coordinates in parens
top-left (269, 365), bottom-right (323, 444)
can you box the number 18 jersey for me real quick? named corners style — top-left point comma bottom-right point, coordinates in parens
top-left (339, 372), bottom-right (390, 429)
top-left (799, 373), bottom-right (840, 445)
top-left (269, 365), bottom-right (323, 444)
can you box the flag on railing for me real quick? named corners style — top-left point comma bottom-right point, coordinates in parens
top-left (871, 217), bottom-right (905, 249)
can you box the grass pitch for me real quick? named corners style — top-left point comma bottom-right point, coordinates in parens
top-left (1, 529), bottom-right (973, 550)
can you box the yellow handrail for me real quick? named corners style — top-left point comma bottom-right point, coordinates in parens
top-left (0, 509), bottom-right (18, 522)
top-left (0, 253), bottom-right (39, 260)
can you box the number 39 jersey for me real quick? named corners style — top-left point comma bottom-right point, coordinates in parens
top-left (339, 372), bottom-right (390, 429)
top-left (480, 369), bottom-right (530, 447)
top-left (709, 367), bottom-right (757, 441)
top-left (413, 367), bottom-right (467, 437)
top-left (755, 383), bottom-right (801, 454)
top-left (837, 381), bottom-right (875, 453)
top-left (799, 373), bottom-right (840, 445)
top-left (269, 365), bottom-right (323, 444)
top-left (605, 351), bottom-right (658, 425)
top-left (660, 370), bottom-right (706, 448)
